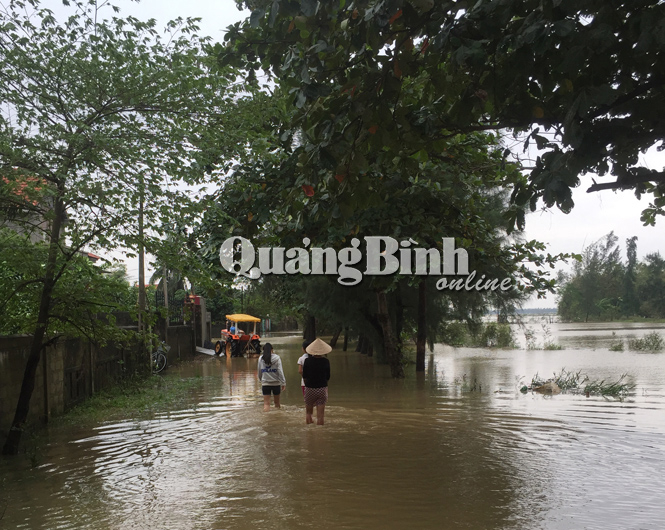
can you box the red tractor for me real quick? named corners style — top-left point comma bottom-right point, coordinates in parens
top-left (215, 314), bottom-right (262, 357)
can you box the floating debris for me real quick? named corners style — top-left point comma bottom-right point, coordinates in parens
top-left (533, 381), bottom-right (561, 394)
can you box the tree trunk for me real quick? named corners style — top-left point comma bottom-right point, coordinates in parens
top-left (375, 290), bottom-right (404, 378)
top-left (395, 287), bottom-right (404, 348)
top-left (342, 327), bottom-right (349, 351)
top-left (2, 197), bottom-right (65, 455)
top-left (416, 280), bottom-right (427, 372)
top-left (329, 326), bottom-right (342, 348)
top-left (303, 314), bottom-right (316, 342)
top-left (357, 335), bottom-right (365, 353)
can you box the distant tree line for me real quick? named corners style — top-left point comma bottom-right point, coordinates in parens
top-left (557, 232), bottom-right (665, 321)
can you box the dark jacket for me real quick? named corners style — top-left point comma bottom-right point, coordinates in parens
top-left (302, 356), bottom-right (330, 388)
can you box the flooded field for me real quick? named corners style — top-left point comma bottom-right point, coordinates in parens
top-left (2, 321), bottom-right (665, 529)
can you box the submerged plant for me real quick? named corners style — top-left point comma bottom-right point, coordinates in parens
top-left (530, 372), bottom-right (546, 387)
top-left (524, 328), bottom-right (538, 350)
top-left (541, 324), bottom-right (562, 350)
top-left (583, 374), bottom-right (633, 396)
top-left (444, 322), bottom-right (516, 348)
top-left (553, 369), bottom-right (584, 391)
top-left (628, 332), bottom-right (664, 352)
top-left (608, 331), bottom-right (625, 351)
top-left (525, 368), bottom-right (634, 398)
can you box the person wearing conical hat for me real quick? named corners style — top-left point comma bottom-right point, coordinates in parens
top-left (302, 338), bottom-right (331, 425)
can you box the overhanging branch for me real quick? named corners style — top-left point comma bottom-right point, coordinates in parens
top-left (586, 170), bottom-right (665, 193)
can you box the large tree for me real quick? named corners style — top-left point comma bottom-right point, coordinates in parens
top-left (208, 101), bottom-right (564, 376)
top-left (0, 0), bottom-right (251, 454)
top-left (209, 1), bottom-right (572, 376)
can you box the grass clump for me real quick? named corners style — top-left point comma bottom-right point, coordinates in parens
top-left (58, 372), bottom-right (205, 425)
top-left (608, 332), bottom-right (624, 351)
top-left (584, 374), bottom-right (632, 396)
top-left (529, 369), bottom-right (579, 389)
top-left (526, 368), bottom-right (633, 397)
top-left (553, 369), bottom-right (583, 390)
top-left (628, 331), bottom-right (664, 352)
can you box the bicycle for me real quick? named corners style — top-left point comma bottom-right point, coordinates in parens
top-left (152, 342), bottom-right (170, 373)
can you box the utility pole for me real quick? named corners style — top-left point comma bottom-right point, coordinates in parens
top-left (138, 193), bottom-right (145, 331)
top-left (137, 175), bottom-right (147, 369)
top-left (162, 265), bottom-right (169, 340)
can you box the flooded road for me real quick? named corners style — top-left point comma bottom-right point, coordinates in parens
top-left (2, 321), bottom-right (665, 529)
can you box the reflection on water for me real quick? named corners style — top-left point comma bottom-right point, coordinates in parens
top-left (2, 323), bottom-right (665, 529)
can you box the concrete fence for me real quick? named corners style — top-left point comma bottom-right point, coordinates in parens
top-left (0, 324), bottom-right (195, 438)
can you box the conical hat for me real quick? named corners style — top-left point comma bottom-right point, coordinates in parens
top-left (305, 338), bottom-right (332, 356)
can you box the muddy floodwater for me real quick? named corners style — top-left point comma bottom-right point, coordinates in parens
top-left (2, 321), bottom-right (665, 529)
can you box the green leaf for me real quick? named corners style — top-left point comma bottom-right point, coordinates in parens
top-left (301, 0), bottom-right (318, 17)
top-left (250, 9), bottom-right (265, 28)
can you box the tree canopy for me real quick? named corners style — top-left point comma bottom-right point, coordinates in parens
top-left (205, 3), bottom-right (576, 375)
top-left (220, 0), bottom-right (665, 226)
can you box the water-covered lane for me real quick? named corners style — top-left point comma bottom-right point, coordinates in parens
top-left (2, 325), bottom-right (665, 529)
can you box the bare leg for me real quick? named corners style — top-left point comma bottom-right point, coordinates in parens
top-left (263, 395), bottom-right (271, 412)
top-left (305, 405), bottom-right (314, 424)
top-left (274, 394), bottom-right (281, 408)
top-left (316, 405), bottom-right (325, 425)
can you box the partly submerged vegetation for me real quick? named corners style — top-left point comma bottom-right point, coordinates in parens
top-left (609, 332), bottom-right (625, 352)
top-left (628, 331), bottom-right (665, 352)
top-left (522, 368), bottom-right (633, 398)
top-left (57, 371), bottom-right (206, 425)
top-left (441, 322), bottom-right (517, 349)
top-left (523, 325), bottom-right (562, 350)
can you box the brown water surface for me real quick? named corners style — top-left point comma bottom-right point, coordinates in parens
top-left (2, 321), bottom-right (665, 529)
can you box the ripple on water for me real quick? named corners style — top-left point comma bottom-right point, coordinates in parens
top-left (3, 337), bottom-right (665, 529)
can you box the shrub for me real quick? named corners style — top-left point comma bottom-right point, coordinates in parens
top-left (441, 321), bottom-right (468, 346)
top-left (628, 332), bottom-right (664, 352)
top-left (480, 322), bottom-right (516, 348)
top-left (524, 328), bottom-right (538, 350)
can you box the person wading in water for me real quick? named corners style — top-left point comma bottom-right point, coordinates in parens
top-left (302, 338), bottom-right (331, 425)
top-left (257, 343), bottom-right (286, 411)
top-left (297, 339), bottom-right (313, 397)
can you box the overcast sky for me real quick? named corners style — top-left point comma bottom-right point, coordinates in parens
top-left (62, 0), bottom-right (663, 308)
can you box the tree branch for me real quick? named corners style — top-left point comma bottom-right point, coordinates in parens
top-left (586, 170), bottom-right (665, 193)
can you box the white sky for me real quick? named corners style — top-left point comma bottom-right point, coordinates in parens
top-left (60, 0), bottom-right (663, 308)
